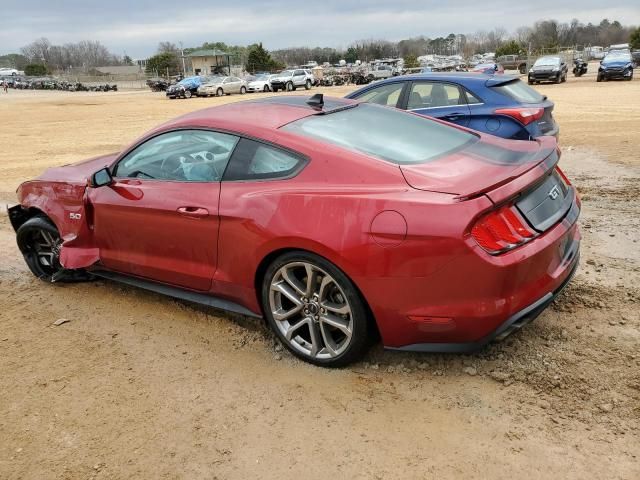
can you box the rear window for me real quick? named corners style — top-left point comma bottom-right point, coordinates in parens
top-left (282, 104), bottom-right (477, 165)
top-left (492, 80), bottom-right (544, 103)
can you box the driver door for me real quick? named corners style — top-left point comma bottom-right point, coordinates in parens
top-left (87, 129), bottom-right (239, 291)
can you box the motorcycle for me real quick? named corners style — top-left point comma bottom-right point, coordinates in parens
top-left (573, 59), bottom-right (588, 77)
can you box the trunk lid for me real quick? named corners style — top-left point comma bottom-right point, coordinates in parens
top-left (400, 134), bottom-right (558, 201)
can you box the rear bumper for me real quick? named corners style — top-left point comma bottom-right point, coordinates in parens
top-left (362, 191), bottom-right (581, 351)
top-left (388, 249), bottom-right (579, 353)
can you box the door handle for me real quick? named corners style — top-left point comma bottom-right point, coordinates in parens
top-left (442, 112), bottom-right (465, 120)
top-left (177, 206), bottom-right (209, 218)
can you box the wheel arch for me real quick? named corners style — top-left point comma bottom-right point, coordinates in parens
top-left (8, 205), bottom-right (56, 233)
top-left (253, 247), bottom-right (380, 339)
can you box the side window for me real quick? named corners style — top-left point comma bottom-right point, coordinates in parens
top-left (465, 90), bottom-right (482, 104)
top-left (115, 130), bottom-right (239, 182)
top-left (407, 82), bottom-right (464, 109)
top-left (354, 82), bottom-right (404, 107)
top-left (224, 139), bottom-right (306, 181)
top-left (294, 70), bottom-right (304, 76)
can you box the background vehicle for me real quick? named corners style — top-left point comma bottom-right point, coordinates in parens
top-left (597, 51), bottom-right (634, 81)
top-left (346, 73), bottom-right (559, 140)
top-left (572, 58), bottom-right (588, 77)
top-left (528, 56), bottom-right (568, 84)
top-left (246, 74), bottom-right (273, 92)
top-left (9, 95), bottom-right (579, 367)
top-left (166, 76), bottom-right (203, 99)
top-left (497, 55), bottom-right (528, 74)
top-left (0, 67), bottom-right (19, 76)
top-left (270, 69), bottom-right (314, 92)
top-left (367, 64), bottom-right (395, 81)
top-left (198, 76), bottom-right (247, 96)
top-left (471, 62), bottom-right (504, 74)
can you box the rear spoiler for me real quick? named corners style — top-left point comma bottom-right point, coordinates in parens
top-left (484, 75), bottom-right (520, 87)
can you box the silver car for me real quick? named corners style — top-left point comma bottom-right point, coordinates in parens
top-left (197, 76), bottom-right (247, 97)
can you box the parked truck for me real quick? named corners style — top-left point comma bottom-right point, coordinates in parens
top-left (497, 55), bottom-right (528, 74)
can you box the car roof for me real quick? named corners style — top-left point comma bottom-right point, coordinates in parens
top-left (158, 96), bottom-right (358, 134)
top-left (350, 72), bottom-right (519, 90)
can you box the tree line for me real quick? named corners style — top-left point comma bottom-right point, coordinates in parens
top-left (3, 17), bottom-right (638, 75)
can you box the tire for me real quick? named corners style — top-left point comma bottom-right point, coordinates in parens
top-left (262, 251), bottom-right (370, 367)
top-left (304, 79), bottom-right (311, 90)
top-left (597, 74), bottom-right (602, 82)
top-left (240, 86), bottom-right (246, 94)
top-left (263, 85), bottom-right (270, 92)
top-left (528, 79), bottom-right (533, 85)
top-left (216, 87), bottom-right (224, 97)
top-left (286, 81), bottom-right (293, 92)
top-left (561, 73), bottom-right (567, 83)
top-left (518, 64), bottom-right (526, 74)
top-left (184, 90), bottom-right (192, 99)
top-left (554, 74), bottom-right (561, 84)
top-left (272, 86), bottom-right (279, 92)
top-left (16, 216), bottom-right (88, 282)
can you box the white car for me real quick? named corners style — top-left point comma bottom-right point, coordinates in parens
top-left (246, 74), bottom-right (273, 92)
top-left (0, 68), bottom-right (19, 76)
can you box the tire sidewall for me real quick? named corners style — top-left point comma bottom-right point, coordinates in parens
top-left (16, 216), bottom-right (62, 281)
top-left (261, 251), bottom-right (370, 367)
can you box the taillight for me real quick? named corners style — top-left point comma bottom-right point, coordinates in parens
top-left (494, 107), bottom-right (544, 126)
top-left (471, 204), bottom-right (538, 254)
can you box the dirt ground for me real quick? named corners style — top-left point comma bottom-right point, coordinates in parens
top-left (0, 69), bottom-right (639, 479)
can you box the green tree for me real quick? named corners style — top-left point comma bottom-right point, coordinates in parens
top-left (122, 55), bottom-right (134, 66)
top-left (630, 27), bottom-right (640, 50)
top-left (24, 64), bottom-right (48, 76)
top-left (345, 47), bottom-right (358, 63)
top-left (495, 40), bottom-right (523, 58)
top-left (145, 52), bottom-right (180, 76)
top-left (246, 43), bottom-right (280, 72)
top-left (403, 54), bottom-right (420, 68)
top-left (0, 53), bottom-right (28, 69)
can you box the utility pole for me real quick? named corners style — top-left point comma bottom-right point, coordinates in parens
top-left (179, 41), bottom-right (186, 75)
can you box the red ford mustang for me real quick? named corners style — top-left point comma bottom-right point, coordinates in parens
top-left (9, 95), bottom-right (580, 367)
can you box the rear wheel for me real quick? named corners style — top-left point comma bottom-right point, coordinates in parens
top-left (16, 217), bottom-right (87, 282)
top-left (518, 64), bottom-right (527, 74)
top-left (304, 79), bottom-right (312, 90)
top-left (216, 87), bottom-right (224, 97)
top-left (262, 251), bottom-right (370, 367)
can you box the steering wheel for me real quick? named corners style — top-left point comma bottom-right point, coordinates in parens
top-left (160, 154), bottom-right (189, 180)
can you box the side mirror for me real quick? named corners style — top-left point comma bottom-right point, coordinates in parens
top-left (89, 167), bottom-right (113, 188)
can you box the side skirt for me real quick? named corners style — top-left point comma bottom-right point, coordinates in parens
top-left (90, 269), bottom-right (262, 319)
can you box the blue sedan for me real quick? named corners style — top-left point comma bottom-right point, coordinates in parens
top-left (345, 73), bottom-right (559, 140)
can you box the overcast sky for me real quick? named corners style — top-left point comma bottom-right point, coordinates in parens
top-left (2, 1), bottom-right (639, 58)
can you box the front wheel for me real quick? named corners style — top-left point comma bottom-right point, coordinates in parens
top-left (184, 90), bottom-right (192, 98)
top-left (16, 217), bottom-right (87, 282)
top-left (263, 85), bottom-right (270, 92)
top-left (240, 86), bottom-right (246, 94)
top-left (216, 87), bottom-right (224, 97)
top-left (286, 81), bottom-right (293, 92)
top-left (262, 251), bottom-right (370, 367)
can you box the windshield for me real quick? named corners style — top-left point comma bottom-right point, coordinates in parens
top-left (278, 70), bottom-right (293, 76)
top-left (604, 52), bottom-right (631, 62)
top-left (534, 57), bottom-right (560, 67)
top-left (282, 104), bottom-right (477, 165)
top-left (204, 77), bottom-right (224, 84)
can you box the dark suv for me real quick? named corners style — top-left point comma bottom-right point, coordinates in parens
top-left (528, 56), bottom-right (568, 84)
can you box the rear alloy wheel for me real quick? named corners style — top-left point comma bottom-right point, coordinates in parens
top-left (216, 87), bottom-right (224, 97)
top-left (16, 216), bottom-right (86, 282)
top-left (263, 252), bottom-right (370, 367)
top-left (304, 79), bottom-right (311, 90)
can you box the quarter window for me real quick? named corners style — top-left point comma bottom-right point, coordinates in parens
top-left (223, 139), bottom-right (305, 181)
top-left (407, 82), bottom-right (464, 109)
top-left (115, 130), bottom-right (239, 182)
top-left (354, 82), bottom-right (404, 107)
